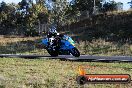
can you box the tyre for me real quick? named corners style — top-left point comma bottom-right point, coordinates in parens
top-left (47, 49), bottom-right (58, 57)
top-left (70, 47), bottom-right (80, 57)
top-left (59, 50), bottom-right (70, 55)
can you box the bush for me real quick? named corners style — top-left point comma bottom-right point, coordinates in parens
top-left (25, 29), bottom-right (39, 37)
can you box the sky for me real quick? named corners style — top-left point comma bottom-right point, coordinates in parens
top-left (110, 0), bottom-right (131, 10)
top-left (0, 0), bottom-right (131, 10)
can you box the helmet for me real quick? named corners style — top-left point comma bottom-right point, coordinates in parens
top-left (48, 26), bottom-right (58, 37)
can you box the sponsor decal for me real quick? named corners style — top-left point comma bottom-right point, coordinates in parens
top-left (76, 66), bottom-right (131, 85)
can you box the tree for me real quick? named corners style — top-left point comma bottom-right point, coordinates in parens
top-left (128, 0), bottom-right (132, 8)
top-left (102, 1), bottom-right (118, 12)
top-left (0, 1), bottom-right (6, 12)
top-left (34, 0), bottom-right (49, 24)
top-left (72, 0), bottom-right (103, 14)
top-left (46, 0), bottom-right (69, 28)
top-left (0, 2), bottom-right (16, 34)
top-left (34, 0), bottom-right (49, 35)
top-left (16, 0), bottom-right (30, 35)
top-left (0, 0), bottom-right (49, 36)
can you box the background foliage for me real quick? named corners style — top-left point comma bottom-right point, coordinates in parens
top-left (0, 0), bottom-right (130, 37)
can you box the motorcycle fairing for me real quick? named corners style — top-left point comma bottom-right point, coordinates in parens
top-left (62, 35), bottom-right (75, 46)
top-left (42, 38), bottom-right (48, 46)
top-left (42, 35), bottom-right (75, 51)
top-left (60, 40), bottom-right (74, 50)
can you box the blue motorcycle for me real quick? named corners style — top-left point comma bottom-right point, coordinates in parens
top-left (41, 35), bottom-right (80, 57)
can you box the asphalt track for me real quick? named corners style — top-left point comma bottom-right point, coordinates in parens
top-left (0, 54), bottom-right (132, 62)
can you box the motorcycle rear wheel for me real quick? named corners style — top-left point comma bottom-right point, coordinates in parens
top-left (47, 49), bottom-right (59, 57)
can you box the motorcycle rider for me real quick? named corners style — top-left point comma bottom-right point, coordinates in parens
top-left (41, 25), bottom-right (80, 57)
top-left (46, 26), bottom-right (64, 49)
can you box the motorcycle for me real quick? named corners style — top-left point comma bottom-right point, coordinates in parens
top-left (41, 35), bottom-right (80, 57)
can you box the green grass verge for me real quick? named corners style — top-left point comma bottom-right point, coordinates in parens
top-left (0, 58), bottom-right (131, 88)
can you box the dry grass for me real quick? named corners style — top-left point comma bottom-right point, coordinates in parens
top-left (76, 39), bottom-right (132, 56)
top-left (104, 10), bottom-right (132, 15)
top-left (0, 58), bottom-right (131, 88)
top-left (0, 37), bottom-right (40, 45)
top-left (0, 37), bottom-right (131, 56)
top-left (0, 37), bottom-right (47, 55)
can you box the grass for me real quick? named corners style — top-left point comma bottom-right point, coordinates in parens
top-left (0, 37), bottom-right (131, 56)
top-left (0, 37), bottom-right (48, 55)
top-left (76, 39), bottom-right (132, 56)
top-left (0, 58), bottom-right (131, 88)
top-left (0, 36), bottom-right (131, 87)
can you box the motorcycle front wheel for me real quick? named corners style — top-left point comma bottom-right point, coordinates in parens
top-left (70, 47), bottom-right (80, 57)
